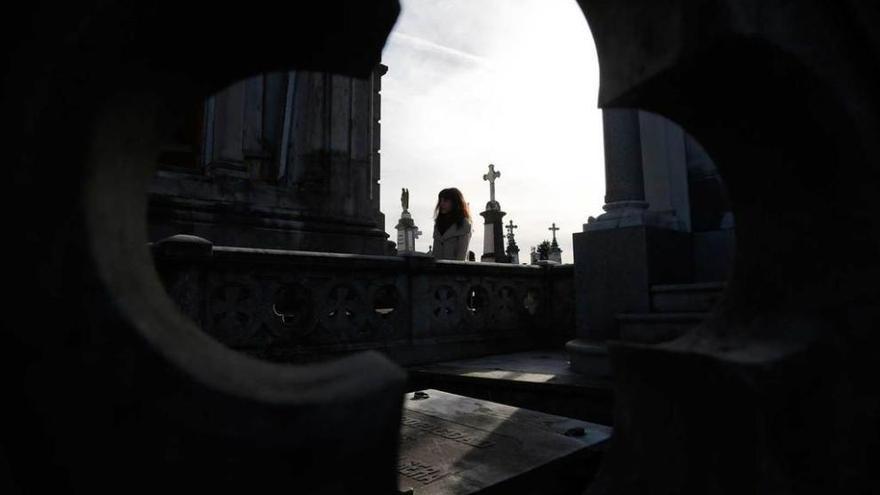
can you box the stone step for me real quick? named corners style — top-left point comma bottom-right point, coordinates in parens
top-left (398, 389), bottom-right (611, 495)
top-left (408, 350), bottom-right (615, 426)
top-left (650, 281), bottom-right (726, 313)
top-left (616, 312), bottom-right (710, 344)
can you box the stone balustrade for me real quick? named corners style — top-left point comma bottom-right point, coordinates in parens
top-left (152, 235), bottom-right (574, 365)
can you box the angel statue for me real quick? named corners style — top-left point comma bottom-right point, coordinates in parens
top-left (401, 188), bottom-right (410, 212)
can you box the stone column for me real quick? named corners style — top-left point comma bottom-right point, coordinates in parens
top-left (568, 109), bottom-right (690, 377)
top-left (205, 80), bottom-right (249, 178)
top-left (507, 245), bottom-right (520, 264)
top-left (603, 109), bottom-right (648, 205)
top-left (548, 242), bottom-right (562, 264)
top-left (370, 65), bottom-right (388, 230)
top-left (395, 211), bottom-right (421, 254)
top-left (480, 164), bottom-right (507, 263)
top-left (480, 207), bottom-right (508, 263)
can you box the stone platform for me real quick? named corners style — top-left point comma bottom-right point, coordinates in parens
top-left (407, 351), bottom-right (614, 425)
top-left (398, 389), bottom-right (611, 495)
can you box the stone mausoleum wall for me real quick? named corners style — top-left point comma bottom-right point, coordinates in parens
top-left (148, 66), bottom-right (391, 255)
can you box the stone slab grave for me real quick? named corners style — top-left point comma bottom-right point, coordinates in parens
top-left (408, 351), bottom-right (615, 425)
top-left (397, 389), bottom-right (611, 494)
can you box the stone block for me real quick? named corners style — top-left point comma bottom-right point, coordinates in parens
top-left (573, 225), bottom-right (691, 343)
top-left (566, 339), bottom-right (612, 378)
top-left (650, 281), bottom-right (725, 313)
top-left (398, 389), bottom-right (611, 494)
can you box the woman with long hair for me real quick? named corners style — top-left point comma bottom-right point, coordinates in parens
top-left (432, 188), bottom-right (472, 260)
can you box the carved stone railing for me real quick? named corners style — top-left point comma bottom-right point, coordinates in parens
top-left (152, 235), bottom-right (574, 365)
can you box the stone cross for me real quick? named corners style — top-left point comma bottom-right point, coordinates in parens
top-left (506, 220), bottom-right (518, 238)
top-left (482, 163), bottom-right (501, 204)
top-left (548, 223), bottom-right (560, 242)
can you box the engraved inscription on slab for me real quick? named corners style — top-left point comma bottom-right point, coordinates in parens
top-left (397, 390), bottom-right (611, 495)
top-left (401, 412), bottom-right (496, 449)
top-left (398, 459), bottom-right (448, 485)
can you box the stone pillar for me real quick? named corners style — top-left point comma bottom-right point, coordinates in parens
top-left (480, 207), bottom-right (508, 263)
top-left (507, 246), bottom-right (520, 264)
top-left (549, 240), bottom-right (562, 264)
top-left (395, 211), bottom-right (421, 254)
top-left (370, 65), bottom-right (388, 231)
top-left (640, 111), bottom-right (692, 232)
top-left (480, 164), bottom-right (507, 263)
top-left (505, 237), bottom-right (520, 264)
top-left (604, 109), bottom-right (647, 205)
top-left (568, 109), bottom-right (690, 377)
top-left (205, 80), bottom-right (249, 178)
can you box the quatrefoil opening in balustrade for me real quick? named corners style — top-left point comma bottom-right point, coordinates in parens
top-left (209, 282), bottom-right (255, 344)
top-left (497, 286), bottom-right (518, 317)
top-left (326, 285), bottom-right (360, 321)
top-left (272, 283), bottom-right (314, 330)
top-left (465, 286), bottom-right (490, 316)
top-left (373, 285), bottom-right (399, 318)
top-left (523, 289), bottom-right (540, 316)
top-left (432, 285), bottom-right (457, 318)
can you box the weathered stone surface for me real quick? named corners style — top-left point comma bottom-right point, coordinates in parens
top-left (397, 389), bottom-right (610, 495)
top-left (148, 65), bottom-right (390, 256)
top-left (153, 246), bottom-right (575, 365)
top-left (601, 109), bottom-right (645, 205)
top-left (571, 225), bottom-right (691, 343)
top-left (480, 208), bottom-right (508, 263)
top-left (409, 351), bottom-right (614, 425)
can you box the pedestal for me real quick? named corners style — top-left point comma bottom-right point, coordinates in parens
top-left (395, 212), bottom-right (421, 254)
top-left (480, 207), bottom-right (507, 263)
top-left (568, 223), bottom-right (691, 376)
top-left (507, 247), bottom-right (520, 264)
top-left (549, 245), bottom-right (562, 264)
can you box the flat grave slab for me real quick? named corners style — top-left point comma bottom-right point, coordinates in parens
top-left (407, 351), bottom-right (615, 424)
top-left (397, 389), bottom-right (611, 495)
top-left (408, 350), bottom-right (613, 388)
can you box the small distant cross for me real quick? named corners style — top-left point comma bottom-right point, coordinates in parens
top-left (506, 220), bottom-right (518, 237)
top-left (482, 163), bottom-right (501, 204)
top-left (549, 223), bottom-right (560, 242)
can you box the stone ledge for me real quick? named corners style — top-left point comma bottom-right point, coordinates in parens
top-left (650, 281), bottom-right (727, 293)
top-left (566, 339), bottom-right (613, 379)
top-left (410, 351), bottom-right (614, 425)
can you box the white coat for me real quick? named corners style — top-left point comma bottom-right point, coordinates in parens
top-left (432, 218), bottom-right (472, 260)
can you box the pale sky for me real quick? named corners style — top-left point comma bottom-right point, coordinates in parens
top-left (379, 0), bottom-right (605, 263)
